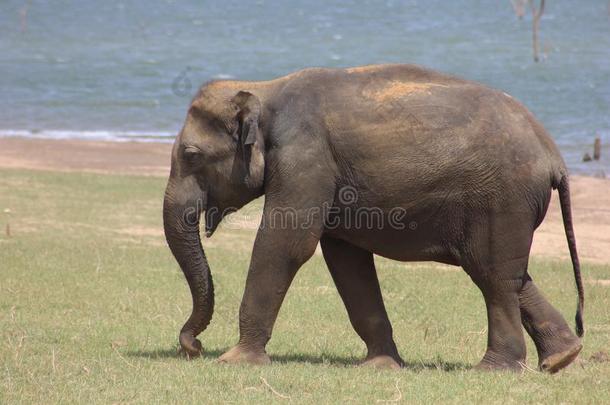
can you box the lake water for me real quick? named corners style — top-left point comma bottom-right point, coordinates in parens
top-left (0, 0), bottom-right (608, 175)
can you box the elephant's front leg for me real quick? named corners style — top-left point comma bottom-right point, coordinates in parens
top-left (218, 210), bottom-right (323, 365)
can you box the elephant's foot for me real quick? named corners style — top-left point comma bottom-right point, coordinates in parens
top-left (530, 327), bottom-right (582, 373)
top-left (360, 354), bottom-right (402, 370)
top-left (539, 341), bottom-right (582, 374)
top-left (217, 345), bottom-right (271, 366)
top-left (360, 342), bottom-right (403, 370)
top-left (473, 351), bottom-right (525, 372)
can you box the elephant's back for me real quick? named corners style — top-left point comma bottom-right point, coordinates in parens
top-left (291, 65), bottom-right (564, 208)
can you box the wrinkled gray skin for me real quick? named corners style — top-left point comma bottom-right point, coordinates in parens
top-left (163, 64), bottom-right (584, 372)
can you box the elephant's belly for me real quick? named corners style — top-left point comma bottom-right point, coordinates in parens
top-left (323, 224), bottom-right (459, 266)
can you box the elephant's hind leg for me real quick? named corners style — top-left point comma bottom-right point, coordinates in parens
top-left (320, 236), bottom-right (403, 369)
top-left (520, 275), bottom-right (582, 373)
top-left (471, 268), bottom-right (528, 371)
top-left (461, 213), bottom-right (534, 371)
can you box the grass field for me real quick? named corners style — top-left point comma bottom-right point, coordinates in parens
top-left (1, 168), bottom-right (609, 403)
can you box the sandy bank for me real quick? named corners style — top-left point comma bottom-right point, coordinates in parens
top-left (0, 137), bottom-right (171, 176)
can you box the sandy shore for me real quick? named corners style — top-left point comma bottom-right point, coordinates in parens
top-left (1, 136), bottom-right (609, 264)
top-left (0, 137), bottom-right (172, 177)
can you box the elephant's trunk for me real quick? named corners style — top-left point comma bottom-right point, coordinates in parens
top-left (163, 176), bottom-right (213, 357)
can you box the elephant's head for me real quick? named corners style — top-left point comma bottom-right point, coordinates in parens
top-left (163, 84), bottom-right (265, 356)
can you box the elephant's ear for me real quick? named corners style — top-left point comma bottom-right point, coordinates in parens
top-left (231, 91), bottom-right (265, 189)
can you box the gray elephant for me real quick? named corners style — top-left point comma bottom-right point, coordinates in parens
top-left (162, 64), bottom-right (584, 372)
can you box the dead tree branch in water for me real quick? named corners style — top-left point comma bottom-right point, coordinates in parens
top-left (510, 0), bottom-right (546, 62)
top-left (531, 0), bottom-right (545, 62)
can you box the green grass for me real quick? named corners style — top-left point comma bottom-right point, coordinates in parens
top-left (0, 168), bottom-right (609, 404)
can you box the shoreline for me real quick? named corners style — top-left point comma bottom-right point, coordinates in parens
top-left (1, 136), bottom-right (609, 264)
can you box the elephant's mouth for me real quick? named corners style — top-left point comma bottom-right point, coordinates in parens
top-left (203, 191), bottom-right (243, 238)
top-left (204, 210), bottom-right (221, 237)
top-left (203, 194), bottom-right (230, 238)
top-left (204, 195), bottom-right (220, 237)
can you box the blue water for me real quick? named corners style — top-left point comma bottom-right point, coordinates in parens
top-left (1, 0), bottom-right (609, 174)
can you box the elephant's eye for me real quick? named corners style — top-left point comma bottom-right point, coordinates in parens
top-left (182, 146), bottom-right (203, 164)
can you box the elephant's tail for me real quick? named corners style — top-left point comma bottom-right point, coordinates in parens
top-left (557, 175), bottom-right (584, 337)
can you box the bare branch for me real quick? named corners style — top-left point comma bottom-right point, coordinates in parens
top-left (532, 0), bottom-right (545, 62)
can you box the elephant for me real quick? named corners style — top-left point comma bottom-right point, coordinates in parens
top-left (162, 64), bottom-right (584, 373)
